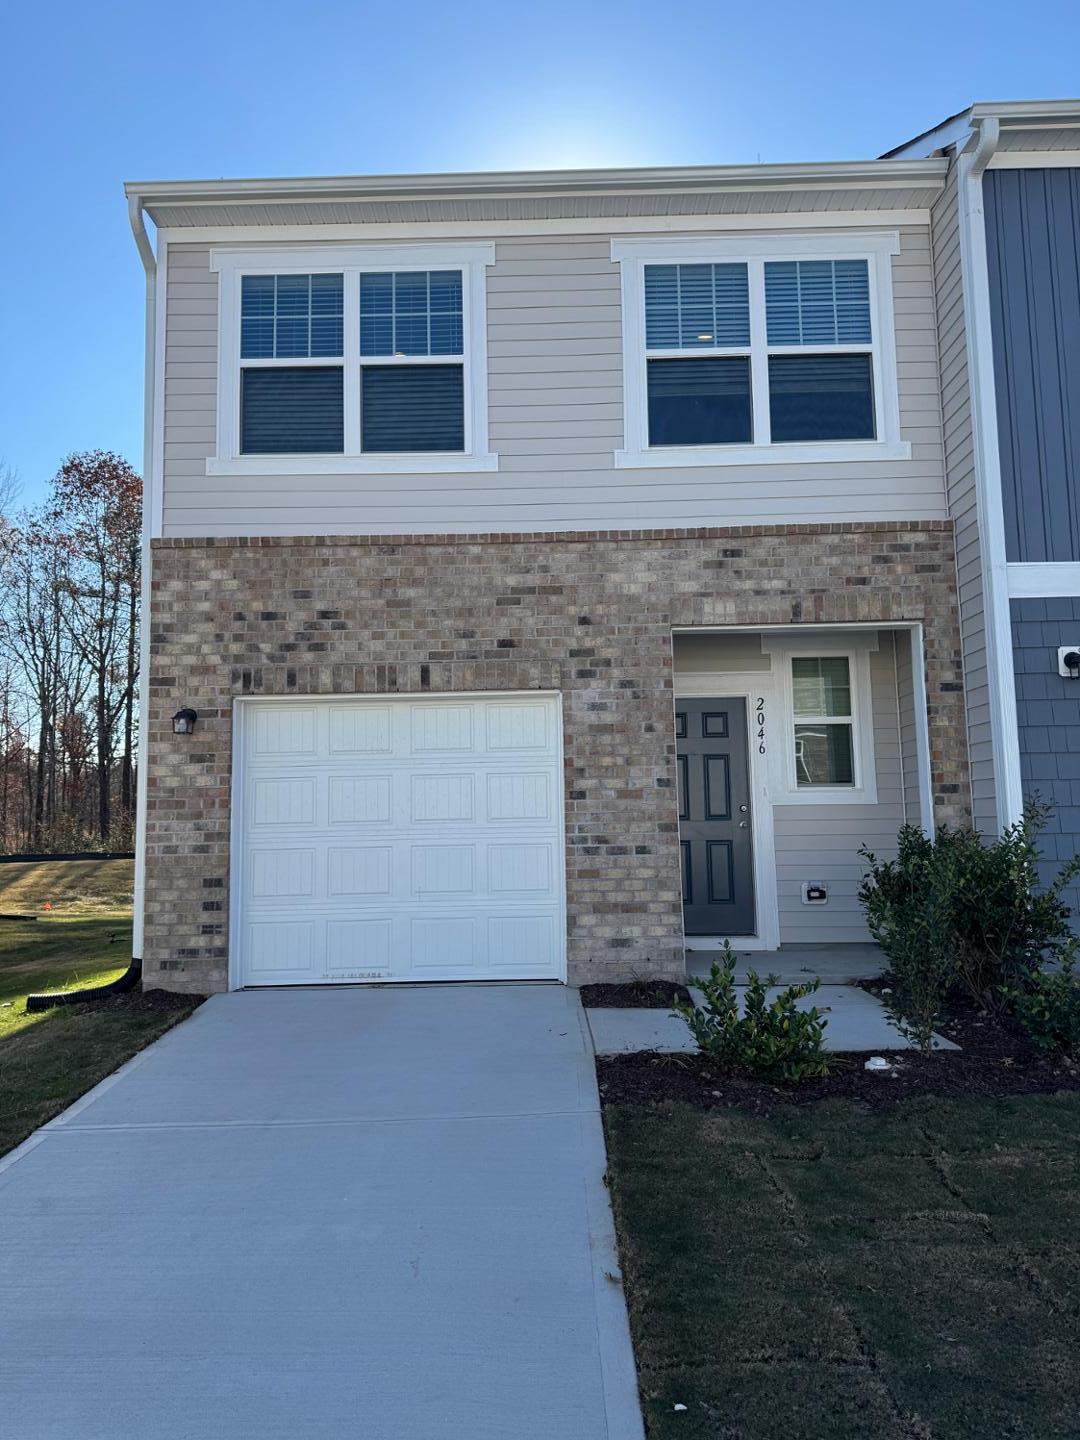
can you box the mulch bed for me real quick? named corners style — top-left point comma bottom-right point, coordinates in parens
top-left (64, 988), bottom-right (206, 1016)
top-left (579, 980), bottom-right (692, 1008)
top-left (597, 999), bottom-right (1080, 1112)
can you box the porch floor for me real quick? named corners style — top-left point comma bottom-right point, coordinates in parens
top-left (685, 941), bottom-right (885, 986)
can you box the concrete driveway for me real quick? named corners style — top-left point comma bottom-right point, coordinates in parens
top-left (0, 985), bottom-right (644, 1439)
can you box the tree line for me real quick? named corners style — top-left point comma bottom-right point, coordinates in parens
top-left (0, 452), bottom-right (141, 853)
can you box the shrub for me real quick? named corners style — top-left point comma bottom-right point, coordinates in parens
top-left (860, 804), bottom-right (1080, 1045)
top-left (674, 942), bottom-right (830, 1081)
top-left (1010, 958), bottom-right (1080, 1059)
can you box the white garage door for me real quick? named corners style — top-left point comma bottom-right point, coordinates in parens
top-left (234, 694), bottom-right (565, 985)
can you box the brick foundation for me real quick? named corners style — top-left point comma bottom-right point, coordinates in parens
top-left (143, 522), bottom-right (969, 992)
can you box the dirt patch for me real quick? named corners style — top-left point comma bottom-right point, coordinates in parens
top-left (597, 1001), bottom-right (1080, 1113)
top-left (579, 980), bottom-right (692, 1008)
top-left (59, 987), bottom-right (207, 1017)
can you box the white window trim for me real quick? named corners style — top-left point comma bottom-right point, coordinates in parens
top-left (207, 242), bottom-right (497, 476)
top-left (762, 635), bottom-right (878, 805)
top-left (611, 231), bottom-right (909, 469)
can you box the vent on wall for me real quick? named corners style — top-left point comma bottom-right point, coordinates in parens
top-left (801, 883), bottom-right (829, 905)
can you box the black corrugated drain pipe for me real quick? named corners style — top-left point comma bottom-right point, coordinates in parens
top-left (26, 959), bottom-right (143, 1014)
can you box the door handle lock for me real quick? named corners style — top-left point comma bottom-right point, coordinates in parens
top-left (738, 820), bottom-right (748, 829)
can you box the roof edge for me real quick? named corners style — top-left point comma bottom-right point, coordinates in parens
top-left (124, 156), bottom-right (947, 210)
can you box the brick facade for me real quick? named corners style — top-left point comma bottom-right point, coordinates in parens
top-left (143, 521), bottom-right (969, 992)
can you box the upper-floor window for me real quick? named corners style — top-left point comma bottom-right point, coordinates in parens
top-left (612, 232), bottom-right (909, 469)
top-left (208, 243), bottom-right (496, 476)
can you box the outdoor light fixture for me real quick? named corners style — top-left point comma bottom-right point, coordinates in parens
top-left (1057, 648), bottom-right (1080, 680)
top-left (172, 707), bottom-right (198, 735)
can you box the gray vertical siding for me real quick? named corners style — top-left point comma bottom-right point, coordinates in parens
top-left (931, 162), bottom-right (996, 831)
top-left (985, 168), bottom-right (1080, 564)
top-left (1011, 597), bottom-right (1080, 916)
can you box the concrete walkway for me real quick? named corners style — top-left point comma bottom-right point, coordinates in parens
top-left (0, 986), bottom-right (644, 1440)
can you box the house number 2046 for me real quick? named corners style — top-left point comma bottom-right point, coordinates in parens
top-left (755, 697), bottom-right (766, 755)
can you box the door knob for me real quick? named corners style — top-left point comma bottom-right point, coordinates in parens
top-left (739, 820), bottom-right (748, 829)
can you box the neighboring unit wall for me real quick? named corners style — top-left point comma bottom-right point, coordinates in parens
top-left (931, 160), bottom-right (997, 832)
top-left (985, 167), bottom-right (1080, 564)
top-left (161, 224), bottom-right (948, 537)
top-left (1010, 598), bottom-right (1080, 915)
top-left (142, 522), bottom-right (968, 993)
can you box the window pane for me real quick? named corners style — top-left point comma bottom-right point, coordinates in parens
top-left (768, 354), bottom-right (875, 442)
top-left (361, 364), bottom-right (464, 452)
top-left (359, 270), bottom-right (464, 357)
top-left (241, 367), bottom-right (344, 454)
top-left (240, 274), bottom-right (343, 360)
top-left (765, 259), bottom-right (871, 345)
top-left (794, 724), bottom-right (855, 786)
top-left (792, 657), bottom-right (851, 717)
top-left (647, 357), bottom-right (752, 447)
top-left (644, 263), bottom-right (750, 349)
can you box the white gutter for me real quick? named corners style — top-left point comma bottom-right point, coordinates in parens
top-left (127, 194), bottom-right (156, 964)
top-left (956, 116), bottom-right (1024, 831)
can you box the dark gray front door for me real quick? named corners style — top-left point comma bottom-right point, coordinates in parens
top-left (677, 697), bottom-right (755, 936)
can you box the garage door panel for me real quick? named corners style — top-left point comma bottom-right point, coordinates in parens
top-left (250, 848), bottom-right (316, 899)
top-left (238, 695), bottom-right (564, 985)
top-left (247, 920), bottom-right (316, 975)
top-left (329, 775), bottom-right (392, 825)
top-left (411, 844), bottom-right (476, 896)
top-left (325, 919), bottom-right (392, 978)
top-left (327, 846), bottom-right (393, 897)
top-left (328, 705), bottom-right (392, 755)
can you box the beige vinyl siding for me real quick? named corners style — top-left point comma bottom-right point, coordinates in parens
top-left (161, 222), bottom-right (948, 536)
top-left (930, 163), bottom-right (995, 833)
top-left (774, 644), bottom-right (904, 943)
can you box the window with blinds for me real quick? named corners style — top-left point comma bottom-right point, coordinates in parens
top-left (237, 269), bottom-right (466, 456)
top-left (763, 259), bottom-right (875, 443)
top-left (638, 254), bottom-right (877, 450)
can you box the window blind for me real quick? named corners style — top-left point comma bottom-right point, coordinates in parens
top-left (644, 263), bottom-right (750, 349)
top-left (360, 365), bottom-right (465, 452)
top-left (241, 368), bottom-right (344, 454)
top-left (360, 271), bottom-right (464, 357)
top-left (241, 274), bottom-right (344, 359)
top-left (764, 260), bottom-right (871, 346)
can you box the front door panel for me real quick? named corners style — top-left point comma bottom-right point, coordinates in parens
top-left (677, 697), bottom-right (755, 936)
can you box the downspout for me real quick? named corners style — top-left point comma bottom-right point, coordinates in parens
top-left (27, 200), bottom-right (154, 1012)
top-left (956, 115), bottom-right (1024, 832)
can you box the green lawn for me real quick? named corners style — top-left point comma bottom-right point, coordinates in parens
top-left (605, 1095), bottom-right (1080, 1439)
top-left (0, 859), bottom-right (199, 1157)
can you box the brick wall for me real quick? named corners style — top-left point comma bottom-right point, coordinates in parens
top-left (144, 521), bottom-right (969, 992)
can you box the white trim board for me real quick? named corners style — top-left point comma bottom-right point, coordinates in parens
top-left (988, 151), bottom-right (1080, 169)
top-left (1007, 563), bottom-right (1080, 600)
top-left (157, 210), bottom-right (933, 246)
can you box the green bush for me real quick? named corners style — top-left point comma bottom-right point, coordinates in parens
top-left (674, 942), bottom-right (830, 1081)
top-left (1010, 959), bottom-right (1080, 1059)
top-left (860, 804), bottom-right (1080, 1046)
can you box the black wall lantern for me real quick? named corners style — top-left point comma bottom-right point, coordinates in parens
top-left (1057, 648), bottom-right (1080, 680)
top-left (172, 707), bottom-right (198, 735)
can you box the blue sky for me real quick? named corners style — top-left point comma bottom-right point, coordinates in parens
top-left (3, 0), bottom-right (1078, 505)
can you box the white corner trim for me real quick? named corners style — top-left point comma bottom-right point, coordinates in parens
top-left (1007, 563), bottom-right (1080, 599)
top-left (908, 623), bottom-right (936, 839)
top-left (611, 230), bottom-right (906, 468)
top-left (209, 241), bottom-right (495, 476)
top-left (958, 122), bottom-right (1024, 830)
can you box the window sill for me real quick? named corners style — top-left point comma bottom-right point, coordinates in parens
top-left (613, 440), bottom-right (911, 469)
top-left (206, 452), bottom-right (500, 477)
